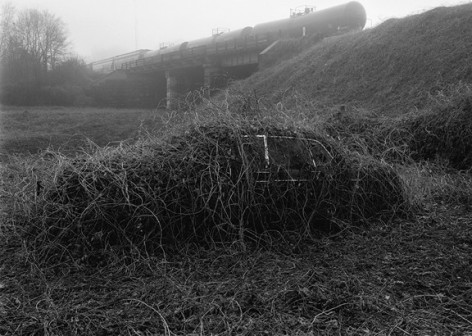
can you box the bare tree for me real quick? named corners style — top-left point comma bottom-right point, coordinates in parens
top-left (15, 9), bottom-right (68, 73)
top-left (43, 12), bottom-right (68, 71)
top-left (0, 5), bottom-right (68, 85)
top-left (0, 2), bottom-right (16, 57)
top-left (0, 3), bottom-right (23, 85)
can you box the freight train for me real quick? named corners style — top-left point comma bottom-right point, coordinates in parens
top-left (90, 49), bottom-right (150, 73)
top-left (90, 1), bottom-right (366, 74)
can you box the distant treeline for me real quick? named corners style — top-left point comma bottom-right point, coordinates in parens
top-left (0, 3), bottom-right (157, 108)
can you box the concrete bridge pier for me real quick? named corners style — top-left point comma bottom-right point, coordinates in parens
top-left (165, 65), bottom-right (223, 109)
top-left (203, 64), bottom-right (222, 90)
top-left (165, 70), bottom-right (179, 109)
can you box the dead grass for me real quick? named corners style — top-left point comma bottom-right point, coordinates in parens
top-left (1, 204), bottom-right (471, 335)
top-left (2, 91), bottom-right (470, 334)
top-left (1, 87), bottom-right (472, 335)
top-left (0, 106), bottom-right (164, 160)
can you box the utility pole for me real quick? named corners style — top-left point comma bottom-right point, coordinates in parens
top-left (134, 0), bottom-right (138, 50)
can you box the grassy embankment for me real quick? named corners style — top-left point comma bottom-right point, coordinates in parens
top-left (237, 2), bottom-right (472, 115)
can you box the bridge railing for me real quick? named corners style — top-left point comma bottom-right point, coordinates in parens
top-left (120, 37), bottom-right (267, 72)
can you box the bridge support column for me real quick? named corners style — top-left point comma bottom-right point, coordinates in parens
top-left (203, 64), bottom-right (221, 90)
top-left (165, 70), bottom-right (178, 109)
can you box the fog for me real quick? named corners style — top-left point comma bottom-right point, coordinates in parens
top-left (2, 0), bottom-right (470, 61)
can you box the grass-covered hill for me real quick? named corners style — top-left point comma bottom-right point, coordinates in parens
top-left (240, 3), bottom-right (472, 115)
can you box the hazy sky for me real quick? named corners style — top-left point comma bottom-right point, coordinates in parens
top-left (2, 0), bottom-right (470, 62)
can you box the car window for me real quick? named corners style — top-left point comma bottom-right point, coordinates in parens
top-left (239, 135), bottom-right (332, 181)
top-left (240, 136), bottom-right (268, 169)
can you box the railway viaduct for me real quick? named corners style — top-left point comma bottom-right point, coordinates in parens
top-left (121, 39), bottom-right (282, 109)
top-left (91, 2), bottom-right (367, 109)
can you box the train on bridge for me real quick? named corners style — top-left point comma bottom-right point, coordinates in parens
top-left (90, 1), bottom-right (367, 74)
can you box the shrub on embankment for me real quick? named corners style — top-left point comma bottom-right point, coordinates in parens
top-left (16, 112), bottom-right (409, 264)
top-left (303, 83), bottom-right (472, 170)
top-left (398, 83), bottom-right (472, 170)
